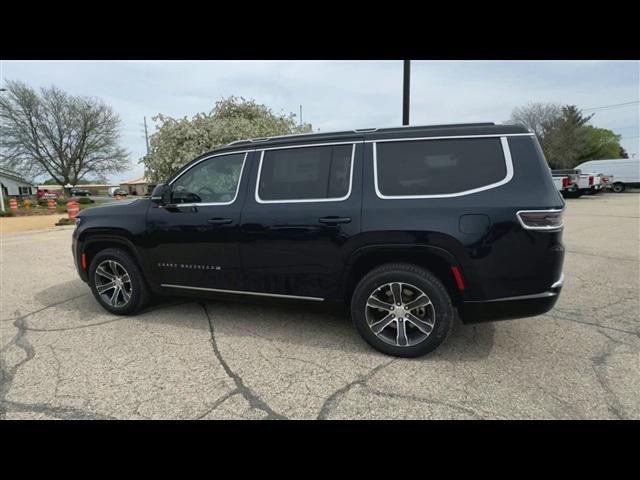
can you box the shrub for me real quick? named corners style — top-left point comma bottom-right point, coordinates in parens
top-left (1, 211), bottom-right (16, 217)
top-left (55, 217), bottom-right (76, 226)
top-left (56, 196), bottom-right (68, 205)
top-left (77, 197), bottom-right (95, 204)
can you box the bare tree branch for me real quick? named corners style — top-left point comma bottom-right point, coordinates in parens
top-left (0, 80), bottom-right (129, 186)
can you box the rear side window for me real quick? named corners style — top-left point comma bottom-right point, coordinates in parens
top-left (375, 137), bottom-right (508, 197)
top-left (257, 144), bottom-right (353, 202)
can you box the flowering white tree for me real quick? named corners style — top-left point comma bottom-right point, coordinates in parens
top-left (141, 96), bottom-right (313, 182)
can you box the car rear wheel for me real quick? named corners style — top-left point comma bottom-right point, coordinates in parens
top-left (88, 248), bottom-right (150, 315)
top-left (351, 263), bottom-right (455, 357)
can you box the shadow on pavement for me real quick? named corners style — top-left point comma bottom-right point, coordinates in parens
top-left (33, 279), bottom-right (495, 361)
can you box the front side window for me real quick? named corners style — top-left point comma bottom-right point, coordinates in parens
top-left (171, 152), bottom-right (246, 204)
top-left (375, 137), bottom-right (508, 197)
top-left (257, 144), bottom-right (353, 202)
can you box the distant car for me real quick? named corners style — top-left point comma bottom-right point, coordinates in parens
top-left (551, 169), bottom-right (581, 197)
top-left (108, 187), bottom-right (128, 197)
top-left (70, 188), bottom-right (91, 197)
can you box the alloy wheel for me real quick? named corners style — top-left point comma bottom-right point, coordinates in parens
top-left (94, 260), bottom-right (133, 308)
top-left (365, 282), bottom-right (435, 347)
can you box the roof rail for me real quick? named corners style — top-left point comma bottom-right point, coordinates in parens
top-left (225, 122), bottom-right (503, 147)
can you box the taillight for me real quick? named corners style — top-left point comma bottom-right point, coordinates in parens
top-left (562, 177), bottom-right (569, 188)
top-left (517, 210), bottom-right (564, 231)
top-left (589, 176), bottom-right (594, 186)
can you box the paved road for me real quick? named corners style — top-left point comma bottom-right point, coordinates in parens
top-left (1, 193), bottom-right (638, 419)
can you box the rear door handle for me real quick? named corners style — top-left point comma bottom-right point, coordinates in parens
top-left (208, 217), bottom-right (233, 225)
top-left (318, 216), bottom-right (351, 225)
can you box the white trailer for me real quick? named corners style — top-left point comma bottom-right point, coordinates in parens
top-left (574, 159), bottom-right (640, 193)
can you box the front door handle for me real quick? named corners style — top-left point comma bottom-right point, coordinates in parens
top-left (208, 217), bottom-right (233, 225)
top-left (318, 216), bottom-right (351, 225)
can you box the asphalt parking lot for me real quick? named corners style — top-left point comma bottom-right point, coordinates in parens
top-left (1, 192), bottom-right (638, 420)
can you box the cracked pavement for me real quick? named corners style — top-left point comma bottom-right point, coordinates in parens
top-left (1, 193), bottom-right (638, 419)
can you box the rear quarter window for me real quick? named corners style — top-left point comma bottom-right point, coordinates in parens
top-left (375, 137), bottom-right (509, 197)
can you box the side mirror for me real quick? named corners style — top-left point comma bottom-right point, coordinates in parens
top-left (150, 183), bottom-right (170, 204)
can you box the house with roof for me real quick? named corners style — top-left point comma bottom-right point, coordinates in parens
top-left (119, 176), bottom-right (152, 196)
top-left (0, 167), bottom-right (36, 198)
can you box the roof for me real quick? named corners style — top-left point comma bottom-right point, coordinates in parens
top-left (120, 176), bottom-right (149, 185)
top-left (166, 122), bottom-right (534, 182)
top-left (0, 167), bottom-right (34, 185)
top-left (223, 122), bottom-right (531, 150)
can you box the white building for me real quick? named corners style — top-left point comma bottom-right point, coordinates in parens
top-left (0, 167), bottom-right (36, 197)
top-left (120, 177), bottom-right (151, 196)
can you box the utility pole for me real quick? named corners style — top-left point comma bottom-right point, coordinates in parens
top-left (299, 105), bottom-right (303, 127)
top-left (402, 60), bottom-right (411, 126)
top-left (0, 88), bottom-right (5, 211)
top-left (143, 116), bottom-right (150, 155)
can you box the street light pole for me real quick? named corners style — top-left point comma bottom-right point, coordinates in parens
top-left (402, 60), bottom-right (411, 126)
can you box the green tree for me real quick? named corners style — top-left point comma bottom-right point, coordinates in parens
top-left (579, 126), bottom-right (626, 161)
top-left (510, 103), bottom-right (628, 168)
top-left (543, 105), bottom-right (594, 168)
top-left (141, 96), bottom-right (313, 182)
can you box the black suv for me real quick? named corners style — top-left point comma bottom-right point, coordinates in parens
top-left (72, 123), bottom-right (565, 357)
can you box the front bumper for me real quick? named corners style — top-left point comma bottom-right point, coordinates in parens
top-left (71, 230), bottom-right (89, 282)
top-left (460, 273), bottom-right (563, 324)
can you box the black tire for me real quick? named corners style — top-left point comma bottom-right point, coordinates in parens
top-left (351, 263), bottom-right (455, 358)
top-left (612, 183), bottom-right (625, 193)
top-left (88, 247), bottom-right (150, 315)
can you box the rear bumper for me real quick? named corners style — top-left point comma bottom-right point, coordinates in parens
top-left (460, 273), bottom-right (563, 324)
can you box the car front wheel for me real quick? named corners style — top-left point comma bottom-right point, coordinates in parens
top-left (88, 248), bottom-right (150, 315)
top-left (351, 263), bottom-right (455, 357)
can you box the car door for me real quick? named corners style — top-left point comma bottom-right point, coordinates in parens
top-left (240, 140), bottom-right (363, 300)
top-left (144, 150), bottom-right (252, 292)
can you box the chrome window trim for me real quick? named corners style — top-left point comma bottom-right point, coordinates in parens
top-left (516, 208), bottom-right (565, 231)
top-left (373, 135), bottom-right (515, 199)
top-left (255, 143), bottom-right (357, 204)
top-left (166, 151), bottom-right (249, 207)
top-left (161, 283), bottom-right (324, 301)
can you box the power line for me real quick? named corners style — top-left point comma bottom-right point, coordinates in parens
top-left (583, 101), bottom-right (639, 111)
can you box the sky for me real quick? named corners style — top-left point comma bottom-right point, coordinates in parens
top-left (1, 60), bottom-right (638, 184)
